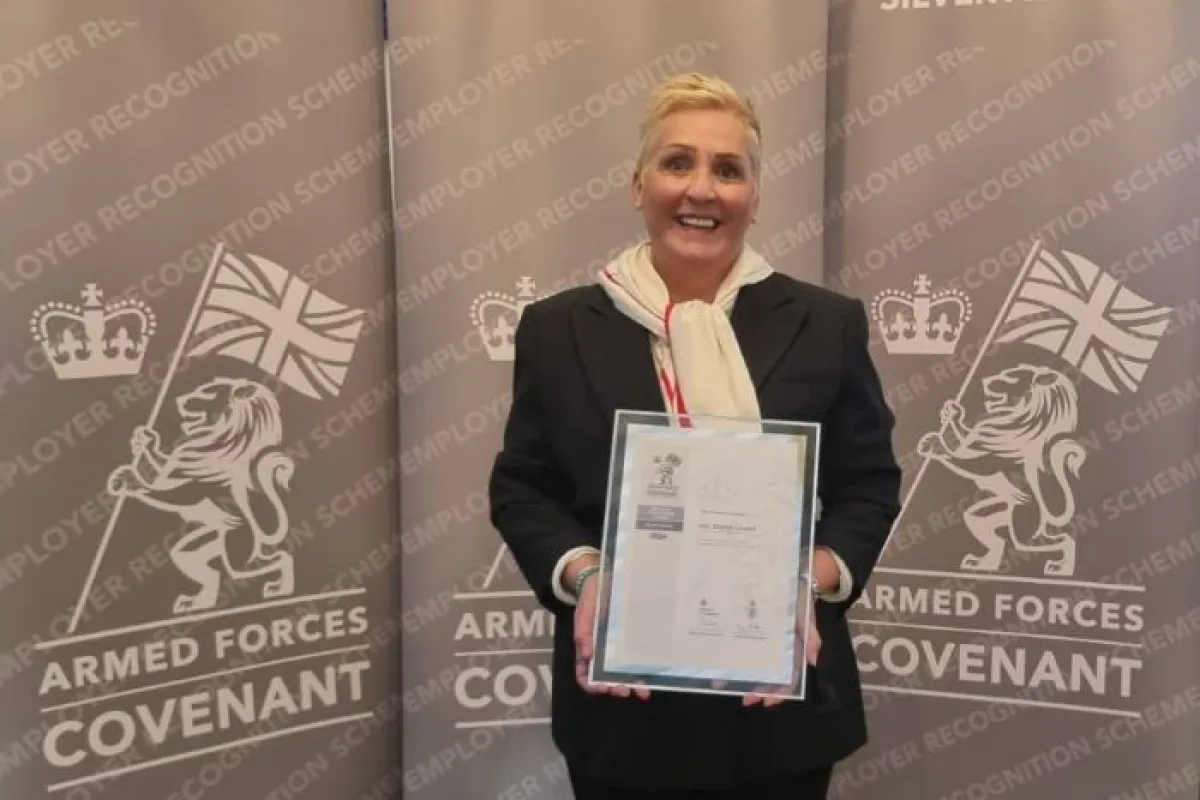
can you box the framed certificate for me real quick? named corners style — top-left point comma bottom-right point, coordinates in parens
top-left (589, 409), bottom-right (821, 701)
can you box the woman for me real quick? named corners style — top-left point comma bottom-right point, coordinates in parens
top-left (488, 72), bottom-right (901, 799)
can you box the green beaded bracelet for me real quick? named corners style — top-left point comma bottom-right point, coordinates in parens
top-left (573, 564), bottom-right (600, 598)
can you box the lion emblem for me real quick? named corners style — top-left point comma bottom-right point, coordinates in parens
top-left (106, 377), bottom-right (296, 613)
top-left (917, 364), bottom-right (1086, 576)
top-left (653, 452), bottom-right (682, 487)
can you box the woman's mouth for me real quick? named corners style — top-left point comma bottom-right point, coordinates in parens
top-left (676, 214), bottom-right (720, 231)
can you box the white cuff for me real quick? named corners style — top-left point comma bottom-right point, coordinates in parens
top-left (817, 548), bottom-right (853, 603)
top-left (550, 546), bottom-right (601, 605)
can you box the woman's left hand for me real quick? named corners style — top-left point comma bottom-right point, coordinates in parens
top-left (742, 549), bottom-right (835, 708)
top-left (741, 601), bottom-right (821, 708)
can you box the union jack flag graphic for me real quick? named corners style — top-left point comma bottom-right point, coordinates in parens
top-left (186, 249), bottom-right (365, 398)
top-left (995, 243), bottom-right (1173, 393)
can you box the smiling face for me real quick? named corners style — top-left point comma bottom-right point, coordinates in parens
top-left (632, 107), bottom-right (759, 280)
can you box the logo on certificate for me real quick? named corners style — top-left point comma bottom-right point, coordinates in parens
top-left (647, 451), bottom-right (683, 497)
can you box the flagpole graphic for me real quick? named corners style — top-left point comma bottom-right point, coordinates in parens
top-left (67, 242), bottom-right (367, 634)
top-left (68, 243), bottom-right (230, 634)
top-left (879, 237), bottom-right (1172, 558)
top-left (879, 239), bottom-right (1045, 556)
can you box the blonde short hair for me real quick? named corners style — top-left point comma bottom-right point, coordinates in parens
top-left (635, 72), bottom-right (762, 181)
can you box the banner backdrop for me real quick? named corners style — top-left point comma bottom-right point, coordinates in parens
top-left (1, 3), bottom-right (401, 799)
top-left (828, 1), bottom-right (1200, 798)
top-left (7, 2), bottom-right (1200, 800)
top-left (386, 1), bottom-right (833, 796)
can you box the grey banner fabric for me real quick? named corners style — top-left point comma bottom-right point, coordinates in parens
top-left (829, 1), bottom-right (1200, 798)
top-left (1, 3), bottom-right (400, 798)
top-left (386, 1), bottom-right (832, 796)
top-left (4, 2), bottom-right (1199, 799)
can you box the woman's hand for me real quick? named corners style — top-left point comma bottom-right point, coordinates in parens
top-left (742, 550), bottom-right (835, 708)
top-left (741, 598), bottom-right (821, 708)
top-left (811, 546), bottom-right (842, 600)
top-left (573, 569), bottom-right (650, 700)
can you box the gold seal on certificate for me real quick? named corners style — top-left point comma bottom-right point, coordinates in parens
top-left (589, 409), bottom-right (820, 700)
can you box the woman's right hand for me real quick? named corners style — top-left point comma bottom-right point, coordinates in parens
top-left (573, 571), bottom-right (650, 700)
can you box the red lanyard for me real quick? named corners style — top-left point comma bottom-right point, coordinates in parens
top-left (659, 301), bottom-right (691, 426)
top-left (658, 365), bottom-right (688, 415)
top-left (600, 269), bottom-right (693, 426)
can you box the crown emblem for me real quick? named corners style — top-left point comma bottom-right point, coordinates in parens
top-left (871, 274), bottom-right (971, 356)
top-left (30, 283), bottom-right (156, 379)
top-left (470, 277), bottom-right (539, 361)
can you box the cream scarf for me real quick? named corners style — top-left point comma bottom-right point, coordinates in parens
top-left (598, 241), bottom-right (773, 421)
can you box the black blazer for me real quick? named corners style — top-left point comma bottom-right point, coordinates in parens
top-left (488, 272), bottom-right (902, 792)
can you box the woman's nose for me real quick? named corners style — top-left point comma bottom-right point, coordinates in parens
top-left (685, 171), bottom-right (717, 201)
